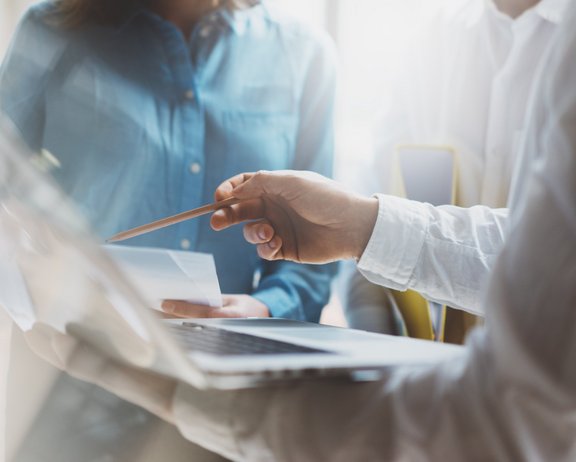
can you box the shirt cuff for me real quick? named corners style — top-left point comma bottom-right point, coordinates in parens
top-left (251, 287), bottom-right (302, 320)
top-left (357, 194), bottom-right (430, 290)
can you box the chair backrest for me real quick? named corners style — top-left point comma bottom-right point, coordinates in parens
top-left (393, 145), bottom-right (457, 206)
top-left (390, 145), bottom-right (457, 341)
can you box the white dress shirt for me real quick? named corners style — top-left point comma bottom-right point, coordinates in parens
top-left (347, 0), bottom-right (569, 317)
top-left (166, 2), bottom-right (576, 459)
top-left (370, 0), bottom-right (566, 209)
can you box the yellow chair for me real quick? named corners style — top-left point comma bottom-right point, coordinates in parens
top-left (392, 289), bottom-right (437, 340)
top-left (388, 145), bottom-right (456, 341)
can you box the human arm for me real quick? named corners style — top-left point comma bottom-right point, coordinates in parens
top-left (210, 170), bottom-right (380, 263)
top-left (351, 83), bottom-right (508, 315)
top-left (357, 196), bottom-right (508, 314)
top-left (162, 294), bottom-right (269, 319)
top-left (211, 170), bottom-right (507, 313)
top-left (171, 15), bottom-right (576, 459)
top-left (173, 152), bottom-right (576, 462)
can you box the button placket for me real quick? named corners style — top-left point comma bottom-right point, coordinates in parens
top-left (165, 24), bottom-right (204, 251)
top-left (199, 25), bottom-right (212, 38)
top-left (184, 89), bottom-right (195, 100)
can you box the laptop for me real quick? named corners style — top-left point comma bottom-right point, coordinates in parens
top-left (0, 118), bottom-right (463, 390)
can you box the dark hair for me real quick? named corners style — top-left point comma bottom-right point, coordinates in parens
top-left (52, 0), bottom-right (145, 27)
top-left (52, 0), bottom-right (256, 27)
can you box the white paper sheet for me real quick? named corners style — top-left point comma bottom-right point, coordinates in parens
top-left (103, 245), bottom-right (222, 310)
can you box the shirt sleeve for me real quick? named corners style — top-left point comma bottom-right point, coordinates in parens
top-left (171, 10), bottom-right (576, 459)
top-left (0, 5), bottom-right (65, 151)
top-left (252, 28), bottom-right (338, 322)
top-left (357, 194), bottom-right (508, 314)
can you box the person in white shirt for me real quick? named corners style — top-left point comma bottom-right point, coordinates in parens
top-left (344, 0), bottom-right (569, 334)
top-left (154, 2), bottom-right (576, 457)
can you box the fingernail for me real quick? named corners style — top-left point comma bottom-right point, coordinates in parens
top-left (268, 238), bottom-right (277, 249)
top-left (258, 226), bottom-right (268, 241)
top-left (162, 302), bottom-right (175, 313)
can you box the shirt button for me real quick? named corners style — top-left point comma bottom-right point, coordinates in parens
top-left (184, 89), bottom-right (195, 101)
top-left (200, 26), bottom-right (211, 37)
top-left (180, 239), bottom-right (191, 250)
top-left (189, 162), bottom-right (201, 174)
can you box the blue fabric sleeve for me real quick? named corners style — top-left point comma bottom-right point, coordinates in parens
top-left (0, 5), bottom-right (64, 151)
top-left (252, 30), bottom-right (339, 322)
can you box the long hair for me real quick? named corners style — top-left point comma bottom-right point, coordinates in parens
top-left (52, 0), bottom-right (258, 27)
top-left (52, 0), bottom-right (144, 26)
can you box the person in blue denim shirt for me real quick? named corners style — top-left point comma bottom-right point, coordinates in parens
top-left (0, 0), bottom-right (337, 321)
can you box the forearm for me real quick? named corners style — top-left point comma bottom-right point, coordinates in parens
top-left (252, 261), bottom-right (337, 322)
top-left (358, 195), bottom-right (508, 314)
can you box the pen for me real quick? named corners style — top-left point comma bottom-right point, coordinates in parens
top-left (106, 197), bottom-right (241, 243)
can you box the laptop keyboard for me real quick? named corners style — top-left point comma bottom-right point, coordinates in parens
top-left (167, 322), bottom-right (330, 356)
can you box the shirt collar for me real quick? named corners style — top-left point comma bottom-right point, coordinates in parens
top-left (217, 1), bottom-right (267, 36)
top-left (442, 0), bottom-right (569, 27)
top-left (486, 0), bottom-right (569, 24)
top-left (533, 0), bottom-right (570, 24)
top-left (114, 4), bottom-right (151, 35)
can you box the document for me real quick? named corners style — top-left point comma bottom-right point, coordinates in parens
top-left (103, 245), bottom-right (222, 310)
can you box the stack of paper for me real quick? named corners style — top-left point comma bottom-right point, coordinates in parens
top-left (103, 245), bottom-right (222, 310)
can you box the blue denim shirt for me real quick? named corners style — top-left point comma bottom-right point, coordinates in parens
top-left (0, 2), bottom-right (337, 321)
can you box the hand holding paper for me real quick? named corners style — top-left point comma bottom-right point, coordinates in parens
top-left (162, 294), bottom-right (270, 319)
top-left (103, 245), bottom-right (222, 310)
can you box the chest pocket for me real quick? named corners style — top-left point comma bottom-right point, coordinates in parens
top-left (217, 85), bottom-right (298, 175)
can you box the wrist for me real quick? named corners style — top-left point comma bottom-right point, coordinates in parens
top-left (349, 196), bottom-right (379, 260)
top-left (251, 288), bottom-right (293, 318)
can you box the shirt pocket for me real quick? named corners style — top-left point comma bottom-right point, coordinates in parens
top-left (220, 110), bottom-right (297, 175)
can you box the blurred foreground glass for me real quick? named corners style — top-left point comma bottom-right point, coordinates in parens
top-left (0, 115), bottom-right (154, 356)
top-left (0, 116), bottom-right (227, 461)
